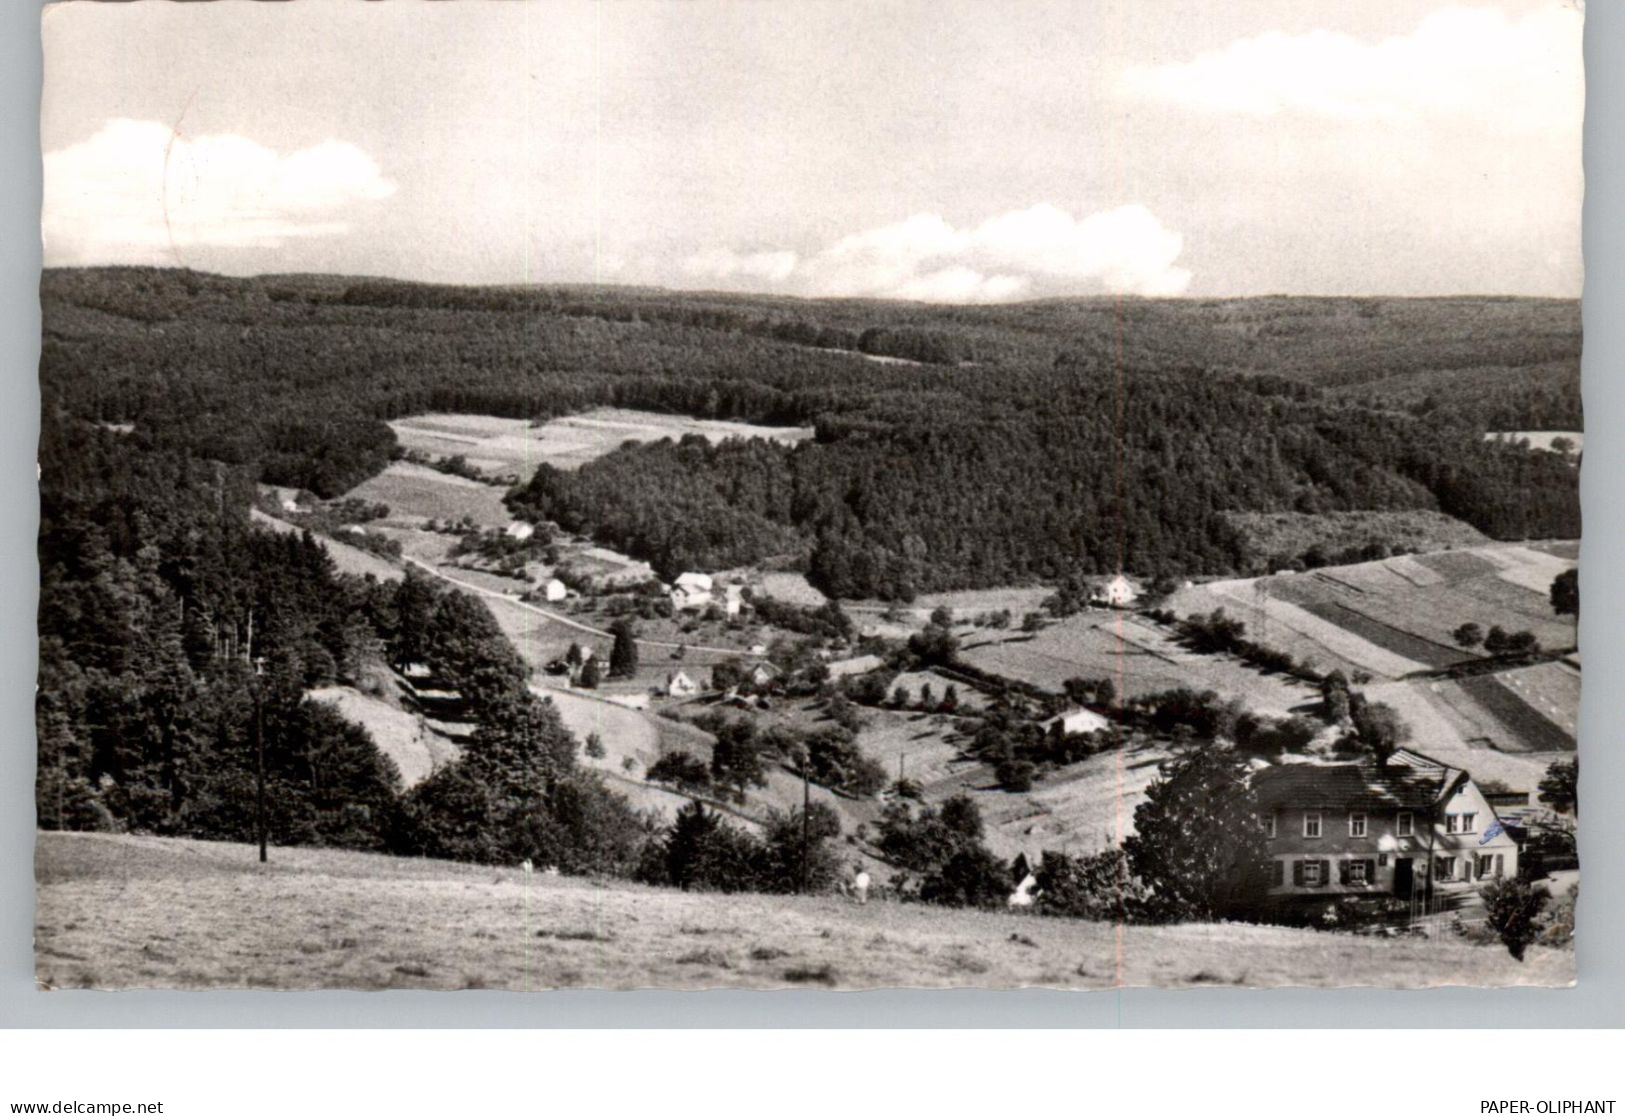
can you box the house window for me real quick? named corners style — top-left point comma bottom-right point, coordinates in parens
top-left (1396, 811), bottom-right (1414, 837)
top-left (1460, 812), bottom-right (1476, 833)
top-left (1436, 856), bottom-right (1456, 880)
top-left (1348, 860), bottom-right (1369, 884)
top-left (1446, 814), bottom-right (1462, 834)
top-left (1265, 814), bottom-right (1277, 839)
top-left (1302, 860), bottom-right (1323, 886)
top-left (1303, 812), bottom-right (1322, 838)
top-left (1348, 812), bottom-right (1367, 838)
top-left (1272, 860), bottom-right (1285, 887)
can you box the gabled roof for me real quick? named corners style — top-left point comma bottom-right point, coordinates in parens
top-left (1251, 761), bottom-right (1445, 810)
top-left (674, 572), bottom-right (713, 591)
top-left (1048, 707), bottom-right (1109, 733)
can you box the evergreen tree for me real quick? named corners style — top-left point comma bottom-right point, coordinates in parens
top-left (608, 619), bottom-right (639, 679)
top-left (1124, 749), bottom-right (1268, 921)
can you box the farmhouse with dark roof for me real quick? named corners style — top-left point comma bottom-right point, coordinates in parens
top-left (1252, 748), bottom-right (1520, 902)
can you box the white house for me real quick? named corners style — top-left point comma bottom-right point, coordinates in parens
top-left (1096, 574), bottom-right (1139, 608)
top-left (542, 578), bottom-right (568, 602)
top-left (1047, 707), bottom-right (1110, 735)
top-left (666, 670), bottom-right (700, 698)
top-left (670, 572), bottom-right (714, 612)
top-left (505, 522), bottom-right (535, 541)
top-left (723, 584), bottom-right (744, 619)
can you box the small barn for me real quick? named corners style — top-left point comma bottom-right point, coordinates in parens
top-left (666, 670), bottom-right (700, 698)
top-left (505, 522), bottom-right (536, 541)
top-left (1047, 707), bottom-right (1110, 736)
top-left (670, 572), bottom-right (715, 612)
top-left (542, 578), bottom-right (568, 602)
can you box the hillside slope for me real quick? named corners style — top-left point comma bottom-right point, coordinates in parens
top-left (35, 833), bottom-right (1573, 991)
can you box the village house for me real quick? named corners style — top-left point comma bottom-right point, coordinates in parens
top-left (504, 521), bottom-right (535, 542)
top-left (722, 584), bottom-right (744, 619)
top-left (1251, 748), bottom-right (1520, 906)
top-left (1046, 707), bottom-right (1110, 736)
top-left (748, 661), bottom-right (781, 688)
top-left (670, 572), bottom-right (714, 612)
top-left (540, 577), bottom-right (568, 602)
top-left (1093, 574), bottom-right (1139, 608)
top-left (666, 670), bottom-right (699, 698)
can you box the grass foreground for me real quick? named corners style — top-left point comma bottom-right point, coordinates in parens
top-left (34, 832), bottom-right (1574, 991)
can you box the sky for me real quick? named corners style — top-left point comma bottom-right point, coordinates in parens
top-left (40, 0), bottom-right (1585, 300)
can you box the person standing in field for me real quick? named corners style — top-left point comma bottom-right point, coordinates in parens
top-left (853, 869), bottom-right (871, 905)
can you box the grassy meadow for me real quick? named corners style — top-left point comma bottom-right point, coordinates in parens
top-left (34, 833), bottom-right (1573, 991)
top-left (390, 410), bottom-right (816, 479)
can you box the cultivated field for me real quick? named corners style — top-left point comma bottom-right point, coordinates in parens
top-left (34, 833), bottom-right (1572, 990)
top-left (390, 409), bottom-right (815, 478)
top-left (959, 613), bottom-right (1316, 714)
top-left (346, 461), bottom-right (513, 528)
top-left (1486, 430), bottom-right (1583, 456)
top-left (1164, 543), bottom-right (1577, 682)
top-left (1361, 680), bottom-right (1565, 793)
top-left (1221, 509), bottom-right (1488, 565)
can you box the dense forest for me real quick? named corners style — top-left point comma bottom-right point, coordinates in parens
top-left (42, 267), bottom-right (1581, 599)
top-left (37, 407), bottom-right (645, 868)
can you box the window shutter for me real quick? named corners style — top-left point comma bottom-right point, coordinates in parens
top-left (1366, 859), bottom-right (1377, 884)
top-left (1273, 860), bottom-right (1284, 887)
top-left (1338, 859), bottom-right (1351, 885)
top-left (1317, 860), bottom-right (1330, 887)
top-left (1293, 860), bottom-right (1305, 887)
top-left (1495, 854), bottom-right (1504, 878)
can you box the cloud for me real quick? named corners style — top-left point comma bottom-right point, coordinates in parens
top-left (682, 246), bottom-right (799, 284)
top-left (1120, 6), bottom-right (1583, 128)
top-left (43, 119), bottom-right (396, 264)
top-left (686, 203), bottom-right (1190, 302)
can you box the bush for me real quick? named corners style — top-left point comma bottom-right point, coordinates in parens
top-left (649, 801), bottom-right (764, 892)
top-left (758, 803), bottom-right (844, 894)
top-left (646, 751), bottom-right (711, 791)
top-left (803, 727), bottom-right (888, 797)
top-left (1537, 884), bottom-right (1576, 948)
top-left (1481, 876), bottom-right (1547, 961)
top-left (919, 846), bottom-right (1011, 909)
top-left (995, 758), bottom-right (1037, 792)
top-left (1035, 848), bottom-right (1150, 922)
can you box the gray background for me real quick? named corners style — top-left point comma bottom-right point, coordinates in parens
top-left (2, 0), bottom-right (1618, 1028)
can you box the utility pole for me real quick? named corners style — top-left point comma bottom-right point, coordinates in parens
top-left (800, 748), bottom-right (810, 895)
top-left (253, 657), bottom-right (267, 864)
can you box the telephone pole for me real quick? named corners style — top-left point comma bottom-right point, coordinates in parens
top-left (800, 751), bottom-right (810, 895)
top-left (253, 657), bottom-right (267, 864)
